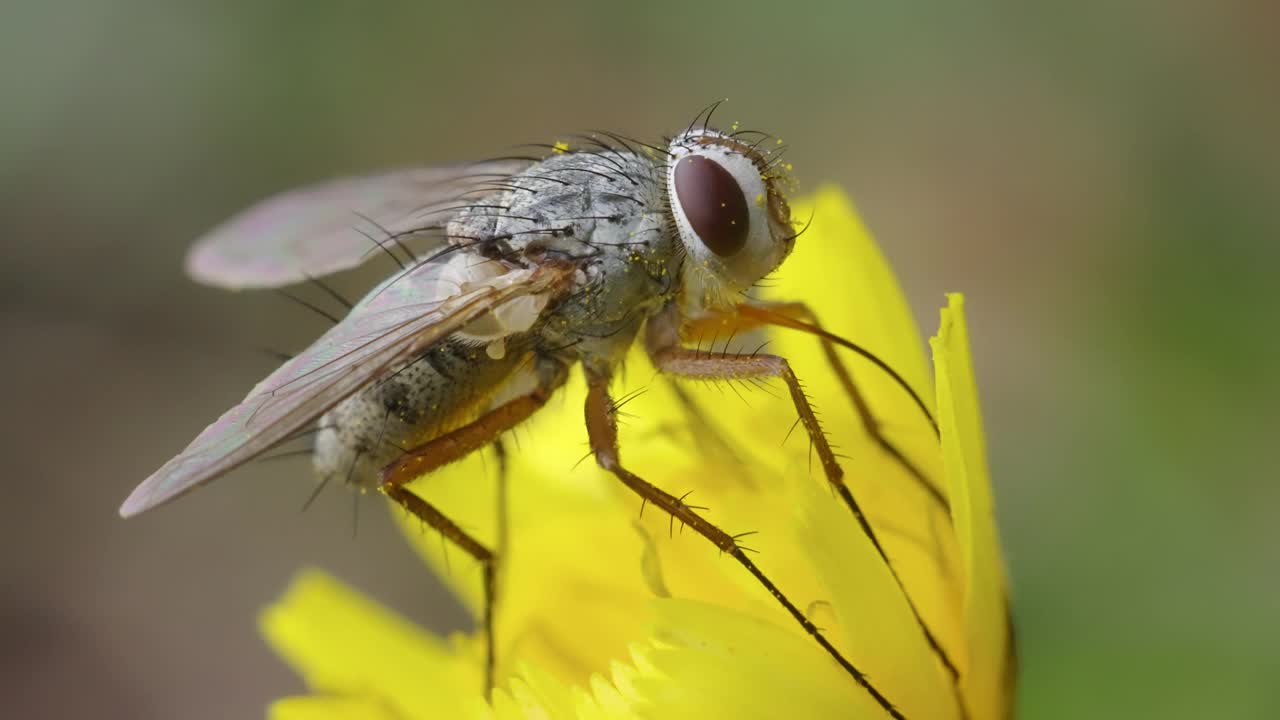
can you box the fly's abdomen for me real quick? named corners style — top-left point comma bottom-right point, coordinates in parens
top-left (312, 339), bottom-right (526, 488)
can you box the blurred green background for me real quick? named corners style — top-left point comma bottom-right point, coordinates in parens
top-left (2, 1), bottom-right (1275, 718)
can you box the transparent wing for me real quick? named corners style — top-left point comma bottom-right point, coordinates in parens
top-left (186, 160), bottom-right (534, 289)
top-left (120, 259), bottom-right (571, 517)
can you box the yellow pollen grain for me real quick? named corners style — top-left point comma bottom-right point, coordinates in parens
top-left (552, 140), bottom-right (570, 154)
top-left (755, 192), bottom-right (766, 207)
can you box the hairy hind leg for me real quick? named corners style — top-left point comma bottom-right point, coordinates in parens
top-left (383, 486), bottom-right (497, 694)
top-left (380, 363), bottom-right (566, 697)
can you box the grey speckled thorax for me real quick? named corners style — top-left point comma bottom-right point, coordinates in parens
top-left (314, 148), bottom-right (684, 488)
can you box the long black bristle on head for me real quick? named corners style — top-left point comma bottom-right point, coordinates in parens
top-left (702, 98), bottom-right (727, 134)
top-left (685, 98), bottom-right (727, 138)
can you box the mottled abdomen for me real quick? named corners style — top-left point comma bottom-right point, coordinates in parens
top-left (312, 338), bottom-right (527, 488)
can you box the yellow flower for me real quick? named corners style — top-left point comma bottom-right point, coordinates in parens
top-left (261, 187), bottom-right (1016, 719)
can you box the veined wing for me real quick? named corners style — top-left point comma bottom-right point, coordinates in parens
top-left (120, 260), bottom-right (572, 517)
top-left (186, 160), bottom-right (534, 289)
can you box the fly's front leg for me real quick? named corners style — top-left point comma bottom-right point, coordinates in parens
top-left (584, 374), bottom-right (905, 720)
top-left (381, 361), bottom-right (567, 698)
top-left (683, 301), bottom-right (947, 510)
top-left (646, 319), bottom-right (962, 688)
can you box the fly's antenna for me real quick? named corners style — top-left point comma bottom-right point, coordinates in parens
top-left (778, 207), bottom-right (817, 244)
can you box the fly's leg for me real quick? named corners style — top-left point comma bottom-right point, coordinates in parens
top-left (382, 486), bottom-right (497, 693)
top-left (645, 326), bottom-right (962, 692)
top-left (584, 374), bottom-right (906, 720)
top-left (381, 362), bottom-right (567, 697)
top-left (492, 439), bottom-right (511, 637)
top-left (493, 439), bottom-right (511, 571)
top-left (682, 301), bottom-right (947, 510)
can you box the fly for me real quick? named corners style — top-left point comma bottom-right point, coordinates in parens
top-left (121, 103), bottom-right (948, 719)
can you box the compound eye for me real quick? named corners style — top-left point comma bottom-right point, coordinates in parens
top-left (673, 155), bottom-right (749, 256)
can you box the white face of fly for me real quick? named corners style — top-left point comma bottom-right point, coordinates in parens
top-left (665, 129), bottom-right (796, 309)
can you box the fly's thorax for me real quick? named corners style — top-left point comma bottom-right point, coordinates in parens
top-left (312, 338), bottom-right (529, 488)
top-left (441, 149), bottom-right (684, 375)
top-left (445, 150), bottom-right (669, 262)
top-left (538, 235), bottom-right (681, 375)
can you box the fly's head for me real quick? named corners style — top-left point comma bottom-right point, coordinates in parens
top-left (665, 128), bottom-right (797, 310)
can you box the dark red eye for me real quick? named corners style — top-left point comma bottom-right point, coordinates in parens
top-left (673, 155), bottom-right (749, 256)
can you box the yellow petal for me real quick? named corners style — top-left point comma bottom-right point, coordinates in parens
top-left (395, 463), bottom-right (660, 686)
top-left (769, 185), bottom-right (936, 432)
top-left (494, 661), bottom-right (644, 720)
top-left (931, 294), bottom-right (1015, 719)
top-left (754, 188), bottom-right (964, 653)
top-left (792, 470), bottom-right (960, 720)
top-left (259, 569), bottom-right (485, 719)
top-left (629, 599), bottom-right (884, 720)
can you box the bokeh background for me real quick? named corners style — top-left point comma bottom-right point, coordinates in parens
top-left (2, 1), bottom-right (1276, 718)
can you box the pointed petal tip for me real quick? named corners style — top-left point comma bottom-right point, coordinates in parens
top-left (932, 292), bottom-right (968, 346)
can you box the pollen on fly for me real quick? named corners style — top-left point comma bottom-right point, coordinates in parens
top-left (122, 101), bottom-right (949, 719)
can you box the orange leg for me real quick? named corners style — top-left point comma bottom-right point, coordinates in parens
top-left (646, 329), bottom-right (961, 696)
top-left (381, 486), bottom-right (497, 693)
top-left (584, 374), bottom-right (906, 719)
top-left (380, 365), bottom-right (566, 697)
top-left (682, 301), bottom-right (947, 510)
